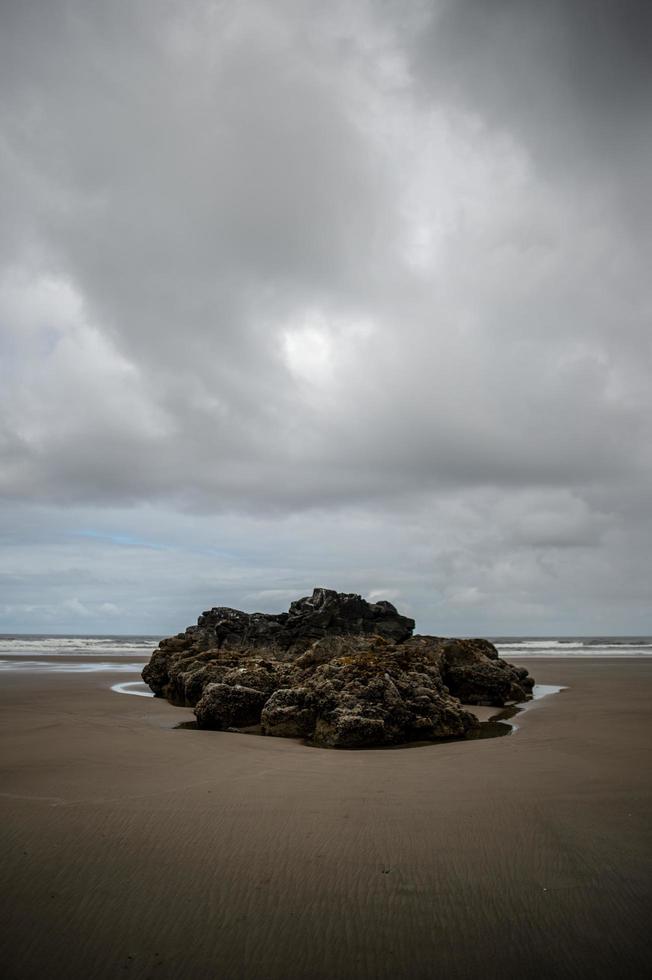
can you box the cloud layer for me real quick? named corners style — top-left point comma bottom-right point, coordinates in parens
top-left (1, 1), bottom-right (651, 633)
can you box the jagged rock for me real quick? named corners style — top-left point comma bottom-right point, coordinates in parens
top-left (441, 638), bottom-right (533, 704)
top-left (261, 687), bottom-right (317, 739)
top-left (182, 664), bottom-right (230, 707)
top-left (195, 683), bottom-right (268, 730)
top-left (278, 635), bottom-right (479, 747)
top-left (142, 588), bottom-right (535, 747)
top-left (193, 587), bottom-right (415, 655)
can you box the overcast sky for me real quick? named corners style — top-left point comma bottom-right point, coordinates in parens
top-left (1, 0), bottom-right (651, 636)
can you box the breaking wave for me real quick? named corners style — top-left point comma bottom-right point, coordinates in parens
top-left (493, 637), bottom-right (652, 657)
top-left (0, 634), bottom-right (159, 657)
top-left (0, 660), bottom-right (147, 673)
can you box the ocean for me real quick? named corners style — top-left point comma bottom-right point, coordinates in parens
top-left (0, 634), bottom-right (160, 675)
top-left (1, 633), bottom-right (651, 675)
top-left (492, 637), bottom-right (652, 657)
top-left (0, 634), bottom-right (161, 698)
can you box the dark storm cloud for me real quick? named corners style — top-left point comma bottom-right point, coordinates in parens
top-left (0, 1), bottom-right (651, 631)
top-left (412, 0), bottom-right (652, 164)
top-left (410, 0), bottom-right (652, 253)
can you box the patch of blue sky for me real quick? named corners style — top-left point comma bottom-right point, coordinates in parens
top-left (70, 529), bottom-right (240, 561)
top-left (71, 529), bottom-right (172, 551)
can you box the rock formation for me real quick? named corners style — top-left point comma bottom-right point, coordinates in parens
top-left (142, 588), bottom-right (534, 747)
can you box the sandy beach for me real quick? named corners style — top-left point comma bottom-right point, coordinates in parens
top-left (1, 657), bottom-right (650, 979)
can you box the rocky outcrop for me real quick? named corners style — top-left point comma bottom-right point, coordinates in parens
top-left (142, 588), bottom-right (534, 748)
top-left (193, 587), bottom-right (415, 654)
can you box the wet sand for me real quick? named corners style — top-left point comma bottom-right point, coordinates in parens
top-left (0, 658), bottom-right (650, 979)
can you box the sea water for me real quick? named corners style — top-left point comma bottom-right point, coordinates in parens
top-left (0, 635), bottom-right (160, 697)
top-left (1, 633), bottom-right (651, 676)
top-left (0, 634), bottom-right (159, 674)
top-left (492, 637), bottom-right (652, 657)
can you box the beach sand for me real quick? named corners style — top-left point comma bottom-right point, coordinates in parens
top-left (0, 658), bottom-right (650, 979)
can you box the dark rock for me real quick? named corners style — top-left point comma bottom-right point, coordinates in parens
top-left (441, 638), bottom-right (534, 705)
top-left (283, 589), bottom-right (415, 646)
top-left (182, 665), bottom-right (230, 707)
top-left (141, 643), bottom-right (175, 696)
top-left (195, 683), bottom-right (268, 730)
top-left (142, 589), bottom-right (535, 747)
top-left (282, 635), bottom-right (479, 747)
top-left (260, 687), bottom-right (317, 739)
top-left (194, 587), bottom-right (414, 655)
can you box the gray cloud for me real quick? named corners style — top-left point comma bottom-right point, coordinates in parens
top-left (0, 1), bottom-right (650, 632)
top-left (412, 1), bottom-right (652, 168)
